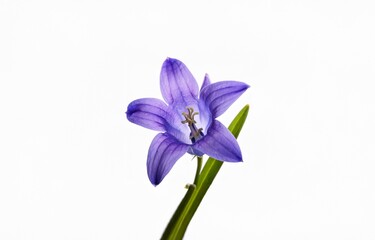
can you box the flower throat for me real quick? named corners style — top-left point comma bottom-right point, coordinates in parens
top-left (181, 107), bottom-right (204, 144)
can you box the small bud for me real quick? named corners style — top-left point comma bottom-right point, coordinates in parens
top-left (185, 183), bottom-right (196, 189)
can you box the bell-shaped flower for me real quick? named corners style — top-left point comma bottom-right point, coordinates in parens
top-left (126, 58), bottom-right (249, 185)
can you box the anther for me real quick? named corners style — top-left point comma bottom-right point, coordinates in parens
top-left (181, 107), bottom-right (199, 125)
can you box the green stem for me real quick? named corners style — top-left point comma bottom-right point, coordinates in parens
top-left (193, 156), bottom-right (203, 185)
top-left (161, 156), bottom-right (202, 240)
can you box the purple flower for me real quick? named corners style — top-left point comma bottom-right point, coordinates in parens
top-left (126, 58), bottom-right (249, 186)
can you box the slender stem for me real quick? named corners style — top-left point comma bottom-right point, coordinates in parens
top-left (161, 156), bottom-right (202, 240)
top-left (193, 156), bottom-right (203, 185)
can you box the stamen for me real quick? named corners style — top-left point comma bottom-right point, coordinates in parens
top-left (181, 107), bottom-right (205, 143)
top-left (181, 107), bottom-right (199, 125)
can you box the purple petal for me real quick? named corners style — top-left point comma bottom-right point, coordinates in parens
top-left (197, 74), bottom-right (213, 131)
top-left (127, 98), bottom-right (175, 132)
top-left (199, 81), bottom-right (249, 118)
top-left (160, 58), bottom-right (199, 106)
top-left (147, 133), bottom-right (189, 185)
top-left (193, 120), bottom-right (242, 162)
top-left (200, 73), bottom-right (212, 90)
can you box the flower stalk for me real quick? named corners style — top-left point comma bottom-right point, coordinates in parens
top-left (193, 156), bottom-right (202, 186)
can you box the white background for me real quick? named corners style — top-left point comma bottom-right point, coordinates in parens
top-left (1, 0), bottom-right (375, 239)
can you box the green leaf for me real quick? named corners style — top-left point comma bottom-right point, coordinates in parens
top-left (161, 105), bottom-right (250, 240)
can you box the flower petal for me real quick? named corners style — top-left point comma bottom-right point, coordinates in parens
top-left (199, 81), bottom-right (249, 118)
top-left (147, 133), bottom-right (189, 186)
top-left (196, 74), bottom-right (213, 131)
top-left (126, 98), bottom-right (175, 131)
top-left (200, 73), bottom-right (212, 90)
top-left (193, 120), bottom-right (242, 162)
top-left (160, 58), bottom-right (199, 106)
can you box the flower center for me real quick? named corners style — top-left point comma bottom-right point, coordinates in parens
top-left (181, 107), bottom-right (204, 143)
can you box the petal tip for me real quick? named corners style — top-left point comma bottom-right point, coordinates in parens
top-left (125, 104), bottom-right (134, 120)
top-left (239, 82), bottom-right (250, 90)
top-left (148, 167), bottom-right (163, 186)
top-left (163, 57), bottom-right (180, 65)
top-left (150, 177), bottom-right (160, 186)
top-left (200, 73), bottom-right (212, 90)
top-left (235, 156), bottom-right (244, 162)
top-left (229, 151), bottom-right (243, 163)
